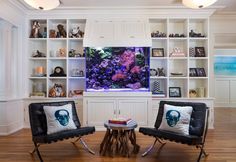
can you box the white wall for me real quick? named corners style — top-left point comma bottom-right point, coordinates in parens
top-left (209, 15), bottom-right (236, 99)
top-left (0, 0), bottom-right (25, 135)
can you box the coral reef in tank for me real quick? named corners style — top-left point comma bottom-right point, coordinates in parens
top-left (86, 47), bottom-right (149, 91)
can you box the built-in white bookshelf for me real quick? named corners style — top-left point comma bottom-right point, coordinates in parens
top-left (28, 19), bottom-right (86, 99)
top-left (149, 18), bottom-right (209, 98)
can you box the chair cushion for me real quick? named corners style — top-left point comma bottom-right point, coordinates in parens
top-left (33, 126), bottom-right (95, 144)
top-left (139, 127), bottom-right (202, 145)
top-left (43, 104), bottom-right (77, 134)
top-left (159, 104), bottom-right (193, 135)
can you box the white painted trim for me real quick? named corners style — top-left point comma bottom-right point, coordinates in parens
top-left (0, 120), bottom-right (24, 136)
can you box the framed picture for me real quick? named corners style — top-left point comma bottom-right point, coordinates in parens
top-left (195, 47), bottom-right (205, 57)
top-left (152, 48), bottom-right (164, 57)
top-left (189, 68), bottom-right (197, 77)
top-left (169, 87), bottom-right (181, 97)
top-left (196, 68), bottom-right (206, 77)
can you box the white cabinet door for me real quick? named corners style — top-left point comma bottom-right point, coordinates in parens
top-left (121, 21), bottom-right (146, 39)
top-left (88, 20), bottom-right (115, 46)
top-left (117, 99), bottom-right (148, 126)
top-left (230, 80), bottom-right (236, 104)
top-left (215, 80), bottom-right (230, 104)
top-left (87, 99), bottom-right (116, 126)
top-left (116, 20), bottom-right (149, 46)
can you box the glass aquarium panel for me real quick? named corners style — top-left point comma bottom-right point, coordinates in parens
top-left (214, 56), bottom-right (236, 76)
top-left (85, 47), bottom-right (150, 91)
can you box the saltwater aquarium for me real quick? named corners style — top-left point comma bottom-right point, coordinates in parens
top-left (85, 47), bottom-right (150, 91)
top-left (214, 56), bottom-right (236, 76)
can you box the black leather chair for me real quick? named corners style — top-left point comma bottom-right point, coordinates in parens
top-left (139, 101), bottom-right (209, 162)
top-left (29, 101), bottom-right (95, 162)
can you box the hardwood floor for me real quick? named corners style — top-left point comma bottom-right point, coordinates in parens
top-left (0, 108), bottom-right (236, 162)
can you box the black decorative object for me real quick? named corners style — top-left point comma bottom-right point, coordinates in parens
top-left (157, 68), bottom-right (165, 77)
top-left (195, 47), bottom-right (205, 57)
top-left (189, 68), bottom-right (197, 77)
top-left (151, 31), bottom-right (166, 37)
top-left (169, 87), bottom-right (181, 97)
top-left (196, 68), bottom-right (206, 77)
top-left (32, 50), bottom-right (46, 57)
top-left (169, 33), bottom-right (186, 38)
top-left (50, 66), bottom-right (66, 77)
top-left (189, 29), bottom-right (205, 37)
top-left (189, 68), bottom-right (206, 77)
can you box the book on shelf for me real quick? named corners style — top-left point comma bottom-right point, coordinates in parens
top-left (108, 117), bottom-right (132, 125)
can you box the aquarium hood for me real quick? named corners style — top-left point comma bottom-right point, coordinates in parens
top-left (83, 19), bottom-right (152, 47)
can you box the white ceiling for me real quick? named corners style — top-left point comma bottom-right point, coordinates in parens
top-left (17, 0), bottom-right (236, 12)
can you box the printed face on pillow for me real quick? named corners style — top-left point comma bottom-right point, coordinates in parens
top-left (55, 109), bottom-right (70, 126)
top-left (166, 110), bottom-right (180, 127)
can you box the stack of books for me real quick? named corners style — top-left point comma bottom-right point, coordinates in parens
top-left (108, 118), bottom-right (132, 125)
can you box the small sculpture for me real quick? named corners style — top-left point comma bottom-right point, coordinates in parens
top-left (189, 30), bottom-right (205, 37)
top-left (49, 29), bottom-right (56, 38)
top-left (58, 48), bottom-right (66, 57)
top-left (189, 89), bottom-right (197, 98)
top-left (57, 24), bottom-right (67, 38)
top-left (150, 69), bottom-right (157, 76)
top-left (49, 83), bottom-right (66, 97)
top-left (32, 50), bottom-right (46, 57)
top-left (151, 30), bottom-right (166, 37)
top-left (69, 27), bottom-right (84, 38)
top-left (169, 47), bottom-right (185, 57)
top-left (68, 49), bottom-right (83, 57)
top-left (157, 68), bottom-right (165, 76)
top-left (50, 66), bottom-right (66, 77)
top-left (169, 33), bottom-right (185, 37)
top-left (30, 20), bottom-right (42, 38)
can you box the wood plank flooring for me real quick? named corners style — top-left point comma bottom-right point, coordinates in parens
top-left (0, 108), bottom-right (236, 162)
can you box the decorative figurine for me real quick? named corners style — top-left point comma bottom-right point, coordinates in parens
top-left (49, 29), bottom-right (56, 38)
top-left (151, 30), bottom-right (166, 37)
top-left (169, 47), bottom-right (185, 57)
top-left (157, 68), bottom-right (165, 76)
top-left (30, 20), bottom-right (43, 38)
top-left (189, 89), bottom-right (197, 98)
top-left (50, 66), bottom-right (66, 77)
top-left (42, 27), bottom-right (47, 38)
top-left (57, 24), bottom-right (67, 38)
top-left (189, 29), bottom-right (205, 37)
top-left (32, 50), bottom-right (46, 57)
top-left (49, 83), bottom-right (66, 97)
top-left (69, 27), bottom-right (84, 38)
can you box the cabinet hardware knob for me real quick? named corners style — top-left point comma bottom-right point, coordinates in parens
top-left (99, 36), bottom-right (104, 38)
top-left (130, 36), bottom-right (135, 38)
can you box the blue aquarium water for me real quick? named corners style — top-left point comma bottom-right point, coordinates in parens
top-left (85, 47), bottom-right (150, 91)
top-left (214, 56), bottom-right (236, 76)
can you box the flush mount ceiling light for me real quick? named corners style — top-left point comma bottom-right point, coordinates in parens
top-left (182, 0), bottom-right (218, 9)
top-left (23, 0), bottom-right (60, 10)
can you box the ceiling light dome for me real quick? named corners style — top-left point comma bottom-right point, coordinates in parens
top-left (182, 0), bottom-right (217, 9)
top-left (24, 0), bottom-right (60, 10)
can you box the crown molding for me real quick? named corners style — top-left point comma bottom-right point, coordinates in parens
top-left (7, 0), bottom-right (28, 14)
top-left (212, 11), bottom-right (236, 19)
top-left (24, 7), bottom-right (217, 19)
top-left (8, 0), bottom-right (226, 18)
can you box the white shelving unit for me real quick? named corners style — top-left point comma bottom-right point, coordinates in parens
top-left (149, 18), bottom-right (209, 99)
top-left (28, 19), bottom-right (86, 99)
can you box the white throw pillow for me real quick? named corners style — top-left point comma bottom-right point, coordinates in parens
top-left (43, 104), bottom-right (77, 134)
top-left (159, 104), bottom-right (193, 135)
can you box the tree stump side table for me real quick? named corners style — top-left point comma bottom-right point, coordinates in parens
top-left (100, 120), bottom-right (140, 157)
